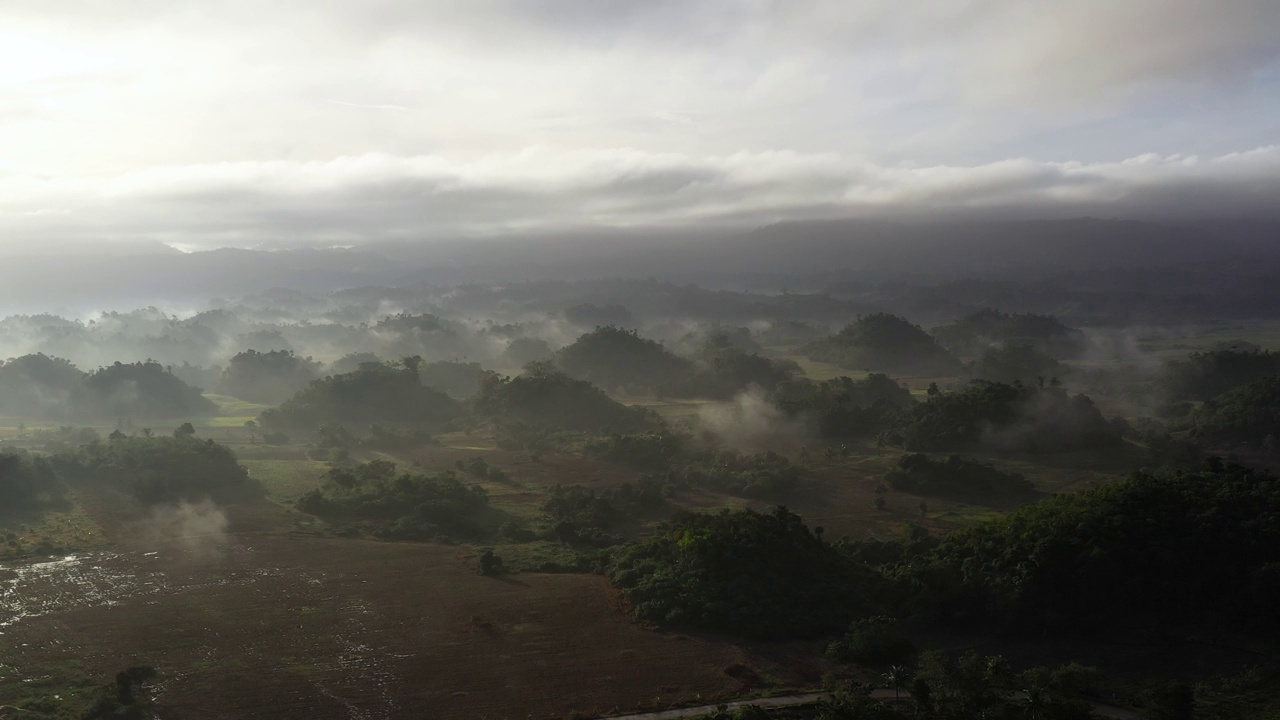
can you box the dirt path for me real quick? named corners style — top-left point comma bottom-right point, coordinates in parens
top-left (597, 692), bottom-right (826, 720)
top-left (597, 689), bottom-right (1139, 720)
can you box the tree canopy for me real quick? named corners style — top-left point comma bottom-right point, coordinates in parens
top-left (804, 314), bottom-right (959, 376)
top-left (608, 506), bottom-right (883, 639)
top-left (555, 325), bottom-right (693, 392)
top-left (473, 361), bottom-right (652, 434)
top-left (218, 349), bottom-right (321, 404)
top-left (260, 363), bottom-right (462, 433)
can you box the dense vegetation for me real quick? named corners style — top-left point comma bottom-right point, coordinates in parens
top-left (297, 460), bottom-right (491, 540)
top-left (81, 361), bottom-right (217, 418)
top-left (1191, 374), bottom-right (1280, 447)
top-left (659, 342), bottom-right (797, 399)
top-left (473, 361), bottom-right (652, 434)
top-left (0, 353), bottom-right (84, 418)
top-left (56, 435), bottom-right (260, 505)
top-left (773, 374), bottom-right (915, 439)
top-left (555, 325), bottom-right (692, 392)
top-left (0, 450), bottom-right (67, 515)
top-left (803, 314), bottom-right (958, 375)
top-left (662, 450), bottom-right (809, 500)
top-left (967, 344), bottom-right (1064, 385)
top-left (260, 362), bottom-right (462, 433)
top-left (1163, 349), bottom-right (1280, 401)
top-left (895, 461), bottom-right (1280, 636)
top-left (932, 309), bottom-right (1085, 358)
top-left (884, 454), bottom-right (1036, 504)
top-left (218, 349), bottom-right (321, 404)
top-left (608, 507), bottom-right (882, 639)
top-left (418, 359), bottom-right (494, 400)
top-left (0, 356), bottom-right (214, 419)
top-left (886, 380), bottom-right (1121, 453)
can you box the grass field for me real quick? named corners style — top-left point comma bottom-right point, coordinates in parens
top-left (0, 492), bottom-right (821, 720)
top-left (0, 371), bottom-right (1150, 718)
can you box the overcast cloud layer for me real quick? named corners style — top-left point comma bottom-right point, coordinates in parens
top-left (2, 0), bottom-right (1278, 250)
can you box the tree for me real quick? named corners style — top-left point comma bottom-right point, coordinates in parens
top-left (479, 548), bottom-right (504, 576)
top-left (173, 422), bottom-right (196, 438)
top-left (243, 419), bottom-right (258, 443)
top-left (884, 665), bottom-right (910, 705)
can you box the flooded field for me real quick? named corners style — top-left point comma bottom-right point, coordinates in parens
top-left (0, 527), bottom-right (794, 719)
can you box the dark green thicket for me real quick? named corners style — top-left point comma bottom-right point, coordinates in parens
top-left (887, 380), bottom-right (1121, 453)
top-left (895, 462), bottom-right (1280, 636)
top-left (260, 363), bottom-right (462, 432)
top-left (608, 507), bottom-right (883, 639)
top-left (884, 453), bottom-right (1036, 504)
top-left (1191, 374), bottom-right (1280, 447)
top-left (56, 435), bottom-right (260, 505)
top-left (803, 313), bottom-right (959, 375)
top-left (473, 361), bottom-right (652, 434)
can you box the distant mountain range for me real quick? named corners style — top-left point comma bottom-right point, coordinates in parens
top-left (2, 217), bottom-right (1275, 310)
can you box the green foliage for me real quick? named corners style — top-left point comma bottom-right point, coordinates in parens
top-left (218, 349), bottom-right (321, 404)
top-left (1191, 374), bottom-right (1280, 447)
top-left (328, 351), bottom-right (384, 375)
top-left (1163, 349), bottom-right (1280, 401)
top-left (607, 506), bottom-right (883, 639)
top-left (57, 435), bottom-right (260, 506)
top-left (555, 325), bottom-right (693, 392)
top-left (455, 456), bottom-right (508, 482)
top-left (969, 344), bottom-right (1064, 385)
top-left (500, 336), bottom-right (554, 367)
top-left (896, 462), bottom-right (1280, 636)
top-left (888, 380), bottom-right (1121, 453)
top-left (0, 450), bottom-right (67, 515)
top-left (80, 361), bottom-right (216, 418)
top-left (659, 343), bottom-right (796, 399)
top-left (803, 313), bottom-right (959, 375)
top-left (539, 479), bottom-right (671, 547)
top-left (884, 454), bottom-right (1036, 504)
top-left (932, 309), bottom-right (1085, 358)
top-left (418, 360), bottom-right (495, 400)
top-left (773, 374), bottom-right (915, 439)
top-left (826, 615), bottom-right (915, 666)
top-left (583, 432), bottom-right (688, 471)
top-left (814, 690), bottom-right (907, 720)
top-left (260, 363), bottom-right (462, 433)
top-left (664, 450), bottom-right (807, 500)
top-left (297, 461), bottom-right (489, 540)
top-left (478, 548), bottom-right (504, 575)
top-left (82, 665), bottom-right (157, 720)
top-left (0, 353), bottom-right (85, 418)
top-left (473, 361), bottom-right (652, 433)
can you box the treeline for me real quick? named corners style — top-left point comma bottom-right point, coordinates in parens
top-left (55, 434), bottom-right (262, 506)
top-left (884, 454), bottom-right (1036, 504)
top-left (606, 460), bottom-right (1280, 644)
top-left (0, 355), bottom-right (214, 419)
top-left (0, 432), bottom-right (260, 530)
top-left (297, 460), bottom-right (491, 540)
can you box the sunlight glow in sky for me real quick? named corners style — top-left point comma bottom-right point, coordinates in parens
top-left (1, 0), bottom-right (1278, 249)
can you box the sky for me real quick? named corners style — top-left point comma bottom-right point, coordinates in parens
top-left (1, 0), bottom-right (1278, 251)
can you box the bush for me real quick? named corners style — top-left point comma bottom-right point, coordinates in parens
top-left (884, 454), bottom-right (1036, 504)
top-left (608, 507), bottom-right (885, 639)
top-left (826, 616), bottom-right (915, 665)
top-left (56, 435), bottom-right (260, 506)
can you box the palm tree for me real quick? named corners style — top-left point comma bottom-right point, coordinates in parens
top-left (1022, 683), bottom-right (1046, 720)
top-left (885, 664), bottom-right (911, 705)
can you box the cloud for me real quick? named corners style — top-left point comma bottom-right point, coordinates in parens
top-left (1, 145), bottom-right (1278, 248)
top-left (0, 1), bottom-right (1276, 250)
